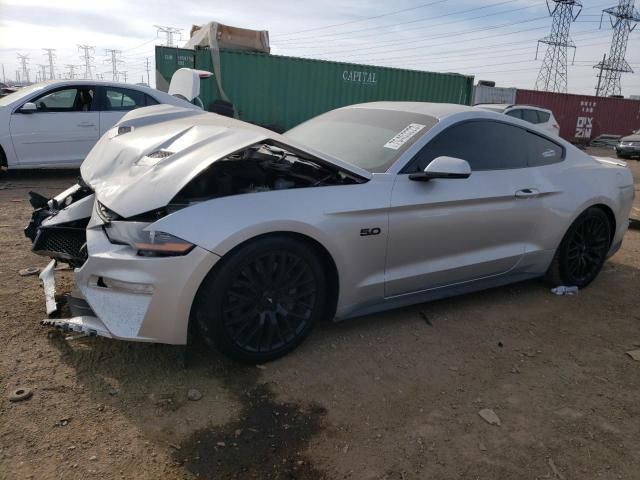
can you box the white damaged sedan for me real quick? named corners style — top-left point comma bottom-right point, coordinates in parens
top-left (26, 102), bottom-right (635, 362)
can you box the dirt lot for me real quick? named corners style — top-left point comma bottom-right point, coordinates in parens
top-left (1, 148), bottom-right (640, 480)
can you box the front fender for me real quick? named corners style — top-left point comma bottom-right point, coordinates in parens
top-left (149, 180), bottom-right (394, 316)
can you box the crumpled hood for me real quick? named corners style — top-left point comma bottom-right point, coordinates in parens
top-left (81, 105), bottom-right (370, 218)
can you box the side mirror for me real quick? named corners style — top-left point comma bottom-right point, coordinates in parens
top-left (19, 102), bottom-right (37, 113)
top-left (409, 156), bottom-right (471, 182)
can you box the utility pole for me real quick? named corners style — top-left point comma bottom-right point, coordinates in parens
top-left (1, 64), bottom-right (5, 84)
top-left (43, 48), bottom-right (56, 80)
top-left (17, 54), bottom-right (30, 84)
top-left (104, 49), bottom-right (123, 81)
top-left (534, 0), bottom-right (583, 93)
top-left (154, 25), bottom-right (183, 47)
top-left (593, 0), bottom-right (640, 97)
top-left (144, 57), bottom-right (151, 86)
top-left (65, 64), bottom-right (77, 80)
top-left (16, 70), bottom-right (20, 83)
top-left (595, 54), bottom-right (607, 96)
top-left (121, 71), bottom-right (128, 83)
top-left (77, 44), bottom-right (95, 79)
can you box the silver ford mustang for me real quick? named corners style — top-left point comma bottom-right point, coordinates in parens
top-left (25, 102), bottom-right (635, 362)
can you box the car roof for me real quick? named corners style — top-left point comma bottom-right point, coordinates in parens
top-left (343, 101), bottom-right (477, 120)
top-left (26, 79), bottom-right (156, 92)
top-left (475, 103), bottom-right (552, 113)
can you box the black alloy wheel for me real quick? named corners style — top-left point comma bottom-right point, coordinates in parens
top-left (547, 207), bottom-right (611, 288)
top-left (194, 236), bottom-right (327, 363)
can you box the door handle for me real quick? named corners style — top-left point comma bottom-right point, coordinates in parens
top-left (515, 188), bottom-right (540, 199)
top-left (77, 122), bottom-right (96, 127)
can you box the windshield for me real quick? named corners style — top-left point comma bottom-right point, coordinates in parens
top-left (0, 83), bottom-right (50, 107)
top-left (284, 107), bottom-right (438, 173)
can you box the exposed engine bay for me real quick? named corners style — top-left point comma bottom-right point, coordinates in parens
top-left (173, 141), bottom-right (362, 204)
top-left (24, 140), bottom-right (365, 265)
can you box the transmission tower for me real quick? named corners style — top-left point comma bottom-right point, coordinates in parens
top-left (37, 64), bottom-right (48, 82)
top-left (121, 71), bottom-right (128, 83)
top-left (78, 44), bottom-right (95, 79)
top-left (534, 0), bottom-right (583, 93)
top-left (145, 57), bottom-right (151, 86)
top-left (104, 49), bottom-right (123, 81)
top-left (43, 48), bottom-right (56, 80)
top-left (154, 25), bottom-right (183, 47)
top-left (17, 54), bottom-right (30, 83)
top-left (65, 64), bottom-right (77, 80)
top-left (593, 0), bottom-right (640, 97)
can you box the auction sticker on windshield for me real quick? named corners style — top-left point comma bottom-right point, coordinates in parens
top-left (383, 123), bottom-right (426, 150)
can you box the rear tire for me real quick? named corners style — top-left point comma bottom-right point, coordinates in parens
top-left (546, 207), bottom-right (611, 288)
top-left (193, 236), bottom-right (327, 363)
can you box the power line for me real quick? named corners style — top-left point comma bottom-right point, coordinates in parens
top-left (273, 0), bottom-right (450, 38)
top-left (280, 1), bottom-right (613, 61)
top-left (382, 36), bottom-right (613, 70)
top-left (276, 0), bottom-right (523, 46)
top-left (311, 15), bottom-right (551, 61)
top-left (362, 27), bottom-right (605, 68)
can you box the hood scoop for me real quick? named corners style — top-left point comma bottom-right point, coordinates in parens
top-left (138, 149), bottom-right (175, 166)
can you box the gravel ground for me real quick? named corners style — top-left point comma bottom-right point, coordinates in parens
top-left (1, 148), bottom-right (639, 480)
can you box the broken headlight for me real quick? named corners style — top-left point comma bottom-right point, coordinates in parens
top-left (104, 222), bottom-right (194, 257)
top-left (134, 231), bottom-right (194, 257)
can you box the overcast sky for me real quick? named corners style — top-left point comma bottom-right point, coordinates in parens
top-left (1, 0), bottom-right (639, 95)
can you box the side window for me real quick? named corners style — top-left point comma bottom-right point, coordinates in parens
top-left (32, 87), bottom-right (95, 112)
top-left (506, 109), bottom-right (522, 119)
top-left (537, 110), bottom-right (551, 123)
top-left (524, 131), bottom-right (564, 167)
top-left (145, 94), bottom-right (159, 106)
top-left (104, 88), bottom-right (146, 111)
top-left (403, 120), bottom-right (528, 173)
top-left (521, 109), bottom-right (540, 124)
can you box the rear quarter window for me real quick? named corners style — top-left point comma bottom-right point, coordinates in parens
top-left (525, 131), bottom-right (564, 167)
top-left (521, 109), bottom-right (539, 124)
top-left (537, 110), bottom-right (551, 123)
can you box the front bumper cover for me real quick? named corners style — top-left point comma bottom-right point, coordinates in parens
top-left (40, 227), bottom-right (220, 345)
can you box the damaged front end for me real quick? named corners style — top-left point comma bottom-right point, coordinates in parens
top-left (24, 182), bottom-right (94, 268)
top-left (24, 105), bottom-right (370, 345)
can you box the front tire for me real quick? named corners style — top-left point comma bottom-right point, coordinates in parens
top-left (546, 207), bottom-right (611, 288)
top-left (193, 236), bottom-right (327, 363)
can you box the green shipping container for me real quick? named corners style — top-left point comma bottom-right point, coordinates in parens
top-left (156, 46), bottom-right (474, 132)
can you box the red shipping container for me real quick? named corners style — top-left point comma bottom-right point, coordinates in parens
top-left (515, 89), bottom-right (640, 143)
